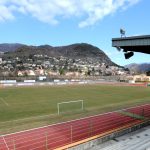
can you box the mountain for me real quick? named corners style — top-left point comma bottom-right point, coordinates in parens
top-left (125, 63), bottom-right (150, 74)
top-left (0, 43), bottom-right (25, 52)
top-left (2, 43), bottom-right (117, 66)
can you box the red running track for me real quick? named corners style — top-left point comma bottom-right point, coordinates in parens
top-left (0, 110), bottom-right (143, 150)
top-left (97, 82), bottom-right (147, 87)
top-left (126, 104), bottom-right (150, 118)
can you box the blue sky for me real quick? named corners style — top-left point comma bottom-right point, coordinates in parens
top-left (0, 0), bottom-right (150, 66)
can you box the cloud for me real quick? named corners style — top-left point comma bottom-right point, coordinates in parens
top-left (0, 4), bottom-right (15, 21)
top-left (0, 0), bottom-right (140, 27)
top-left (106, 50), bottom-right (121, 57)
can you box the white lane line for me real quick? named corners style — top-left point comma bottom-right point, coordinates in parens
top-left (0, 98), bottom-right (9, 106)
top-left (2, 136), bottom-right (9, 150)
top-left (2, 103), bottom-right (149, 137)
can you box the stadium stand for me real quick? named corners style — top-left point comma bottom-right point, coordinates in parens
top-left (91, 126), bottom-right (150, 150)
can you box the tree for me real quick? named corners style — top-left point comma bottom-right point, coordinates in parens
top-left (87, 70), bottom-right (91, 76)
top-left (53, 65), bottom-right (57, 71)
top-left (59, 68), bottom-right (65, 75)
top-left (29, 54), bottom-right (34, 60)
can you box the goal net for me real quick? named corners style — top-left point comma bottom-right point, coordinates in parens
top-left (57, 100), bottom-right (84, 115)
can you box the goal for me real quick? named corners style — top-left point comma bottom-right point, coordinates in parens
top-left (57, 100), bottom-right (84, 115)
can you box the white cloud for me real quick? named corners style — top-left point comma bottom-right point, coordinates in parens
top-left (0, 5), bottom-right (14, 21)
top-left (0, 0), bottom-right (140, 27)
top-left (106, 50), bottom-right (121, 57)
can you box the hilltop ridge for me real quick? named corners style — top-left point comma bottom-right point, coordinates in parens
top-left (0, 43), bottom-right (117, 66)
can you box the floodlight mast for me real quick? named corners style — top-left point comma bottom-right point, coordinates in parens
top-left (120, 28), bottom-right (126, 37)
top-left (119, 28), bottom-right (134, 59)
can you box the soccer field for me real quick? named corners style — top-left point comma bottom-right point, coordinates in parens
top-left (0, 84), bottom-right (150, 134)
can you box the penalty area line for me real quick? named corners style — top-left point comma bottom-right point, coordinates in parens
top-left (0, 98), bottom-right (9, 107)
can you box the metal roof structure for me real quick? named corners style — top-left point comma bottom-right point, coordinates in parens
top-left (112, 35), bottom-right (150, 58)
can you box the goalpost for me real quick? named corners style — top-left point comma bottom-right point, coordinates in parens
top-left (57, 100), bottom-right (84, 115)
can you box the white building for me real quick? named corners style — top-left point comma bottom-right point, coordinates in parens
top-left (0, 58), bottom-right (2, 64)
top-left (26, 70), bottom-right (36, 76)
top-left (127, 74), bottom-right (150, 82)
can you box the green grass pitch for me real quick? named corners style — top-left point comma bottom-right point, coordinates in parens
top-left (0, 84), bottom-right (150, 134)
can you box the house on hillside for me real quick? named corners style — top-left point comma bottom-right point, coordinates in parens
top-left (65, 72), bottom-right (81, 77)
top-left (35, 69), bottom-right (45, 76)
top-left (48, 71), bottom-right (59, 76)
top-left (26, 70), bottom-right (36, 76)
top-left (18, 71), bottom-right (24, 76)
top-left (0, 58), bottom-right (2, 64)
top-left (127, 74), bottom-right (150, 82)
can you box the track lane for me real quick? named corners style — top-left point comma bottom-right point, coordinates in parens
top-left (1, 104), bottom-right (149, 150)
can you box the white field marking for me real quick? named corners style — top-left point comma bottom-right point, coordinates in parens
top-left (2, 136), bottom-right (9, 150)
top-left (0, 113), bottom-right (57, 124)
top-left (0, 98), bottom-right (9, 106)
top-left (0, 119), bottom-right (143, 150)
top-left (1, 116), bottom-right (133, 146)
top-left (0, 120), bottom-right (143, 150)
top-left (0, 100), bottom-right (147, 124)
top-left (2, 103), bottom-right (149, 137)
top-left (0, 116), bottom-right (140, 149)
top-left (2, 113), bottom-right (124, 143)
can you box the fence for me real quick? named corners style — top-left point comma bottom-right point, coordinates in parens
top-left (0, 111), bottom-right (146, 150)
top-left (125, 104), bottom-right (150, 118)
